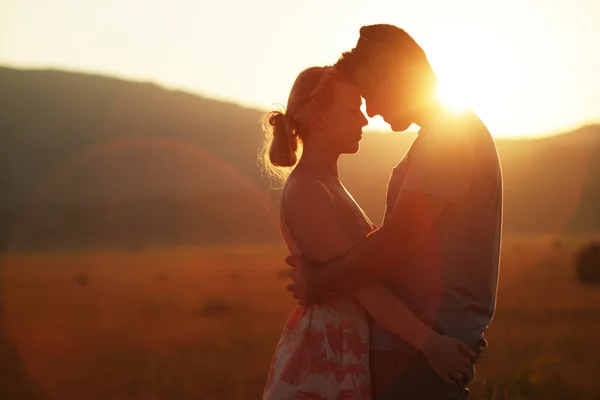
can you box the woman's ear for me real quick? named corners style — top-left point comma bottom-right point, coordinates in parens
top-left (312, 113), bottom-right (326, 131)
top-left (306, 113), bottom-right (323, 133)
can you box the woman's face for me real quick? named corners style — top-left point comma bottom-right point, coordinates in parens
top-left (317, 80), bottom-right (369, 155)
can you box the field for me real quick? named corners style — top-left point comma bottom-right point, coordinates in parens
top-left (1, 236), bottom-right (600, 400)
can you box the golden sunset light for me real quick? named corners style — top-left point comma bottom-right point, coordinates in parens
top-left (1, 0), bottom-right (598, 138)
top-left (1, 2), bottom-right (600, 399)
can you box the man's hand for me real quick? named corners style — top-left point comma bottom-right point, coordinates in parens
top-left (285, 256), bottom-right (326, 306)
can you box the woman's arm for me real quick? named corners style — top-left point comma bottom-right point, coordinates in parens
top-left (353, 283), bottom-right (474, 378)
top-left (353, 283), bottom-right (433, 350)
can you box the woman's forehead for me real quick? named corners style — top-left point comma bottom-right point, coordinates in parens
top-left (332, 80), bottom-right (362, 105)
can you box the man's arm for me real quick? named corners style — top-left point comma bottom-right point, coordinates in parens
top-left (295, 121), bottom-right (475, 299)
top-left (304, 190), bottom-right (449, 294)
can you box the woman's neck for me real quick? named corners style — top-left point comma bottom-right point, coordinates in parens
top-left (295, 142), bottom-right (339, 179)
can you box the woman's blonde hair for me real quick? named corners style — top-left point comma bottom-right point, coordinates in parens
top-left (260, 66), bottom-right (346, 184)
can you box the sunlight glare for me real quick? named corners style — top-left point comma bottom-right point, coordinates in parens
top-left (436, 80), bottom-right (472, 112)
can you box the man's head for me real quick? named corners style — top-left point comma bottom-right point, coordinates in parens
top-left (334, 24), bottom-right (438, 132)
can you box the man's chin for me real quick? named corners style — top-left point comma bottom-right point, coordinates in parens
top-left (390, 121), bottom-right (412, 132)
top-left (342, 144), bottom-right (360, 155)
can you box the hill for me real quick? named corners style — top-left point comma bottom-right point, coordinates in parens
top-left (0, 66), bottom-right (598, 249)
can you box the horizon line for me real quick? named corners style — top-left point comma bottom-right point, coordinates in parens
top-left (1, 62), bottom-right (599, 139)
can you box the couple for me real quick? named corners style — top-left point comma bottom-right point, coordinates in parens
top-left (261, 24), bottom-right (502, 400)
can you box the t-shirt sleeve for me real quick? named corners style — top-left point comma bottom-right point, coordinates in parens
top-left (400, 127), bottom-right (474, 203)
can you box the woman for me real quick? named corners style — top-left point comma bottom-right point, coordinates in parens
top-left (261, 66), bottom-right (475, 399)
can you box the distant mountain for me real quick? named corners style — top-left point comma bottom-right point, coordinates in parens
top-left (0, 66), bottom-right (598, 249)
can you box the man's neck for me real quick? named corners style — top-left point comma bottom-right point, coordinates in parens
top-left (412, 100), bottom-right (448, 131)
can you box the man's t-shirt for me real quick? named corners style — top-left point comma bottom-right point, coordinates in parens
top-left (370, 110), bottom-right (503, 351)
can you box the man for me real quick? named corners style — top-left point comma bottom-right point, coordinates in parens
top-left (287, 24), bottom-right (503, 399)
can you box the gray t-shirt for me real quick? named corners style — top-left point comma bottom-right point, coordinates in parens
top-left (370, 110), bottom-right (503, 351)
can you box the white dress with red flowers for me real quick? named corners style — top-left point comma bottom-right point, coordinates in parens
top-left (263, 176), bottom-right (376, 400)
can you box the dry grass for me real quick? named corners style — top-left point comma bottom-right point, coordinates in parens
top-left (1, 236), bottom-right (599, 400)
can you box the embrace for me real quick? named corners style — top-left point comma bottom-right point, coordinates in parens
top-left (261, 24), bottom-right (503, 400)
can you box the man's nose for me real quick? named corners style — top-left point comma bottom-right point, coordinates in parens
top-left (365, 104), bottom-right (377, 118)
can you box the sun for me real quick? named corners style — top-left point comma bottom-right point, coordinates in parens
top-left (436, 80), bottom-right (472, 112)
top-left (362, 80), bottom-right (476, 132)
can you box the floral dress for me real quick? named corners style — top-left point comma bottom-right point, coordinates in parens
top-left (263, 176), bottom-right (376, 400)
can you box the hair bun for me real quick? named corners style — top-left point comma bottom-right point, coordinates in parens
top-left (269, 111), bottom-right (287, 128)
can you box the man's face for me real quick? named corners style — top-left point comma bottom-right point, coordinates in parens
top-left (359, 73), bottom-right (414, 133)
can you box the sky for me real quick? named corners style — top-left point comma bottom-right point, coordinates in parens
top-left (1, 0), bottom-right (599, 137)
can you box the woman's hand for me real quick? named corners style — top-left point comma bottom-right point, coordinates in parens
top-left (421, 332), bottom-right (475, 384)
top-left (471, 335), bottom-right (487, 364)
